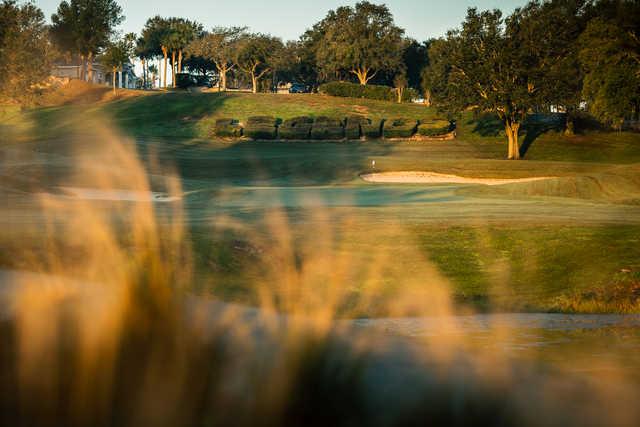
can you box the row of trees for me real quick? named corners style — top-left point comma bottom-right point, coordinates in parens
top-left (424, 0), bottom-right (640, 159)
top-left (2, 0), bottom-right (638, 160)
top-left (137, 2), bottom-right (423, 93)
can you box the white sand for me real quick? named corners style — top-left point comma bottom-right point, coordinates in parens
top-left (360, 171), bottom-right (554, 186)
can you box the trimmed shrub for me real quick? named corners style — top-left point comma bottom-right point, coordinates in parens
top-left (244, 116), bottom-right (278, 140)
top-left (345, 116), bottom-right (370, 139)
top-left (280, 117), bottom-right (312, 140)
top-left (319, 81), bottom-right (396, 102)
top-left (417, 119), bottom-right (452, 137)
top-left (383, 119), bottom-right (418, 139)
top-left (309, 116), bottom-right (345, 140)
top-left (362, 119), bottom-right (384, 139)
top-left (245, 125), bottom-right (277, 140)
top-left (314, 116), bottom-right (344, 127)
top-left (311, 125), bottom-right (344, 140)
top-left (214, 118), bottom-right (242, 137)
top-left (247, 116), bottom-right (278, 126)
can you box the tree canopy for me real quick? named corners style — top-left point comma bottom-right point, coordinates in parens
top-left (186, 27), bottom-right (245, 91)
top-left (234, 33), bottom-right (283, 93)
top-left (0, 0), bottom-right (54, 103)
top-left (313, 1), bottom-right (405, 85)
top-left (51, 0), bottom-right (124, 80)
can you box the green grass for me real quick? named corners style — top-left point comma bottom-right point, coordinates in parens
top-left (4, 91), bottom-right (639, 163)
top-left (2, 90), bottom-right (640, 314)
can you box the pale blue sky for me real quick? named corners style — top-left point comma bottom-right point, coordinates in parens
top-left (36, 0), bottom-right (527, 41)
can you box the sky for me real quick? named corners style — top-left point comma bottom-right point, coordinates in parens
top-left (36, 0), bottom-right (527, 41)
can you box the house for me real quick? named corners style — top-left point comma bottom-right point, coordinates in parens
top-left (52, 57), bottom-right (106, 84)
top-left (105, 62), bottom-right (139, 89)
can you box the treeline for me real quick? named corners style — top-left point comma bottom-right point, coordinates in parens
top-left (1, 0), bottom-right (638, 159)
top-left (424, 0), bottom-right (640, 158)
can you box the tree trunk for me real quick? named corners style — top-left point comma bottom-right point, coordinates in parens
top-left (178, 50), bottom-right (183, 73)
top-left (79, 54), bottom-right (85, 80)
top-left (353, 68), bottom-right (369, 85)
top-left (171, 51), bottom-right (176, 88)
top-left (564, 111), bottom-right (575, 136)
top-left (112, 67), bottom-right (117, 93)
top-left (220, 69), bottom-right (227, 91)
top-left (424, 89), bottom-right (432, 107)
top-left (505, 121), bottom-right (521, 160)
top-left (396, 87), bottom-right (404, 103)
top-left (87, 52), bottom-right (94, 83)
top-left (251, 72), bottom-right (257, 94)
top-left (162, 47), bottom-right (168, 88)
top-left (142, 58), bottom-right (146, 89)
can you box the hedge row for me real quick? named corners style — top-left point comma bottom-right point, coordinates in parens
top-left (418, 119), bottom-right (453, 136)
top-left (318, 81), bottom-right (419, 102)
top-left (213, 115), bottom-right (453, 140)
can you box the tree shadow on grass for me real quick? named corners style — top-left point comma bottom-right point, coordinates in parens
top-left (466, 113), bottom-right (565, 158)
top-left (519, 114), bottom-right (565, 157)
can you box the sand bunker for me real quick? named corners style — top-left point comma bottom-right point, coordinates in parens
top-left (54, 187), bottom-right (180, 202)
top-left (360, 171), bottom-right (554, 186)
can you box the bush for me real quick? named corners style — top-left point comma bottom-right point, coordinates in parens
top-left (362, 119), bottom-right (384, 139)
top-left (280, 117), bottom-right (312, 139)
top-left (245, 125), bottom-right (277, 140)
top-left (244, 116), bottom-right (278, 140)
top-left (400, 88), bottom-right (420, 102)
top-left (417, 119), bottom-right (452, 137)
top-left (319, 81), bottom-right (396, 102)
top-left (311, 125), bottom-right (345, 140)
top-left (314, 116), bottom-right (344, 127)
top-left (214, 118), bottom-right (242, 137)
top-left (345, 116), bottom-right (370, 139)
top-left (247, 116), bottom-right (278, 126)
top-left (383, 119), bottom-right (417, 139)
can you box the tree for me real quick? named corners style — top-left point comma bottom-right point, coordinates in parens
top-left (314, 1), bottom-right (404, 85)
top-left (51, 0), bottom-right (124, 82)
top-left (100, 33), bottom-right (134, 93)
top-left (186, 27), bottom-right (245, 91)
top-left (148, 63), bottom-right (158, 88)
top-left (234, 33), bottom-right (283, 93)
top-left (393, 70), bottom-right (407, 104)
top-left (402, 38), bottom-right (431, 90)
top-left (515, 0), bottom-right (590, 135)
top-left (140, 16), bottom-right (170, 88)
top-left (271, 40), bottom-right (318, 88)
top-left (0, 0), bottom-right (54, 104)
top-left (425, 8), bottom-right (545, 159)
top-left (578, 1), bottom-right (640, 128)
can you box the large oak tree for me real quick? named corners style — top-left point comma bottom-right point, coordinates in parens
top-left (425, 8), bottom-right (545, 159)
top-left (314, 1), bottom-right (404, 85)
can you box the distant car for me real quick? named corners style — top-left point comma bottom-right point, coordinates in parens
top-left (175, 73), bottom-right (197, 89)
top-left (195, 75), bottom-right (215, 88)
top-left (289, 83), bottom-right (310, 93)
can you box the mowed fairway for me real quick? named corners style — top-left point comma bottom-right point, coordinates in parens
top-left (2, 91), bottom-right (640, 315)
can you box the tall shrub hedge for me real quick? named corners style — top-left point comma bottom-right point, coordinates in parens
top-left (319, 81), bottom-right (419, 102)
top-left (280, 116), bottom-right (313, 140)
top-left (214, 118), bottom-right (242, 137)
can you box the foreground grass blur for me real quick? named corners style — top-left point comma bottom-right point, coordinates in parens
top-left (1, 123), bottom-right (640, 426)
